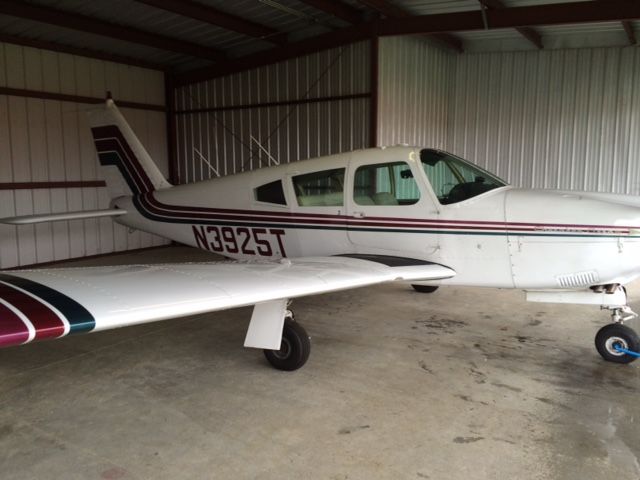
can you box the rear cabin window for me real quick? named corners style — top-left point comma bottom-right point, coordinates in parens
top-left (293, 168), bottom-right (345, 207)
top-left (353, 162), bottom-right (420, 206)
top-left (254, 180), bottom-right (287, 205)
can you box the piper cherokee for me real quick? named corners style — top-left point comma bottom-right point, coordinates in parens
top-left (2, 97), bottom-right (640, 371)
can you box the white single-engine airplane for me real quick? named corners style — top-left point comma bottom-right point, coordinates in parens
top-left (2, 98), bottom-right (640, 370)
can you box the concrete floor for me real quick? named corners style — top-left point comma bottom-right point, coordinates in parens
top-left (1, 246), bottom-right (640, 480)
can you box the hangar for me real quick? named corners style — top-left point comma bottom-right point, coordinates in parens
top-left (1, 1), bottom-right (640, 478)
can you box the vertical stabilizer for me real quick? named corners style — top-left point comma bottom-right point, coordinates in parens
top-left (88, 98), bottom-right (171, 199)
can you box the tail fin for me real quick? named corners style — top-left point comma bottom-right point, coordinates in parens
top-left (88, 98), bottom-right (171, 199)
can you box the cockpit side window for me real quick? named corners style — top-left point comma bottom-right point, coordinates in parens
top-left (293, 168), bottom-right (345, 206)
top-left (254, 180), bottom-right (287, 205)
top-left (420, 149), bottom-right (507, 204)
top-left (353, 162), bottom-right (420, 206)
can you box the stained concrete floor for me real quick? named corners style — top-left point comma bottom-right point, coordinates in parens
top-left (1, 245), bottom-right (640, 480)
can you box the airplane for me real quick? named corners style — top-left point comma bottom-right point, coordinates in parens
top-left (1, 96), bottom-right (640, 371)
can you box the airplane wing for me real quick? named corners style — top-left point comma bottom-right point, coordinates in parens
top-left (0, 256), bottom-right (454, 350)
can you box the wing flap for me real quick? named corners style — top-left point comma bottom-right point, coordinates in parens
top-left (0, 257), bottom-right (455, 348)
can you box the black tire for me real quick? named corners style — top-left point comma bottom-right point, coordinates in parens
top-left (411, 284), bottom-right (439, 294)
top-left (263, 318), bottom-right (310, 371)
top-left (595, 323), bottom-right (640, 364)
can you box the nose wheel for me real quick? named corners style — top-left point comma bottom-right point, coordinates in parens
top-left (263, 316), bottom-right (310, 371)
top-left (595, 323), bottom-right (640, 364)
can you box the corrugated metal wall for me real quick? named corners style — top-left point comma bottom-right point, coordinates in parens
top-left (174, 42), bottom-right (371, 183)
top-left (0, 41), bottom-right (169, 269)
top-left (448, 47), bottom-right (640, 194)
top-left (376, 36), bottom-right (453, 149)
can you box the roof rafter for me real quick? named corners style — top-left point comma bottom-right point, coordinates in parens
top-left (622, 20), bottom-right (637, 45)
top-left (359, 0), bottom-right (464, 53)
top-left (0, 0), bottom-right (226, 62)
top-left (0, 33), bottom-right (167, 71)
top-left (177, 0), bottom-right (640, 86)
top-left (136, 0), bottom-right (288, 45)
top-left (477, 0), bottom-right (543, 49)
top-left (356, 0), bottom-right (463, 53)
top-left (297, 0), bottom-right (364, 25)
top-left (376, 0), bottom-right (640, 35)
top-left (594, 0), bottom-right (637, 45)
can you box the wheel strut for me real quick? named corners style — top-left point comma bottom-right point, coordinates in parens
top-left (607, 305), bottom-right (638, 324)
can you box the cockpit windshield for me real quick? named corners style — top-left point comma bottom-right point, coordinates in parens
top-left (420, 149), bottom-right (507, 205)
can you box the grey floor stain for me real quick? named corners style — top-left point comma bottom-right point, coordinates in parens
top-left (491, 382), bottom-right (523, 393)
top-left (418, 360), bottom-right (433, 374)
top-left (338, 425), bottom-right (370, 435)
top-left (536, 397), bottom-right (571, 410)
top-left (415, 317), bottom-right (467, 334)
top-left (453, 436), bottom-right (485, 444)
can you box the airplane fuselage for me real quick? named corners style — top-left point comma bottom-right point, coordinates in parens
top-left (111, 146), bottom-right (640, 291)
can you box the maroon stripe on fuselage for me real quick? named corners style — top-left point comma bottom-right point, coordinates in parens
top-left (141, 193), bottom-right (349, 226)
top-left (139, 194), bottom-right (629, 233)
top-left (142, 192), bottom-right (632, 232)
top-left (0, 301), bottom-right (29, 347)
top-left (0, 283), bottom-right (65, 340)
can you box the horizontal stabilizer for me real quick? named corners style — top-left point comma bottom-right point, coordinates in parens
top-left (0, 209), bottom-right (127, 225)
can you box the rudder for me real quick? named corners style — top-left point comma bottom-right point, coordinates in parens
top-left (88, 97), bottom-right (171, 199)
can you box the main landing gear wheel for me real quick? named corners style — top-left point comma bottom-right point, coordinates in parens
top-left (411, 284), bottom-right (439, 294)
top-left (595, 323), bottom-right (640, 364)
top-left (264, 317), bottom-right (310, 371)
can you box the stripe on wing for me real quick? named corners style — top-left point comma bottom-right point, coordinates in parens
top-left (0, 281), bottom-right (66, 340)
top-left (0, 299), bottom-right (31, 347)
top-left (0, 274), bottom-right (95, 335)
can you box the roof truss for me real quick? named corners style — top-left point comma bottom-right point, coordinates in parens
top-left (297, 0), bottom-right (364, 25)
top-left (177, 0), bottom-right (640, 85)
top-left (135, 0), bottom-right (288, 45)
top-left (357, 0), bottom-right (463, 52)
top-left (0, 0), bottom-right (227, 62)
top-left (477, 0), bottom-right (543, 49)
top-left (0, 0), bottom-right (637, 79)
top-left (622, 20), bottom-right (637, 45)
top-left (0, 33), bottom-right (167, 71)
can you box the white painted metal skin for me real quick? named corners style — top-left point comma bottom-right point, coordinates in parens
top-left (3, 100), bottom-right (640, 362)
top-left (174, 42), bottom-right (371, 183)
top-left (7, 258), bottom-right (453, 349)
top-left (118, 149), bottom-right (640, 290)
top-left (90, 101), bottom-right (640, 291)
top-left (0, 41), bottom-right (169, 269)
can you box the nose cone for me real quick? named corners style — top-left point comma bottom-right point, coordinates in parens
top-left (505, 189), bottom-right (640, 232)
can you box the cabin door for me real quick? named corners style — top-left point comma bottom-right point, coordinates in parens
top-left (346, 151), bottom-right (440, 257)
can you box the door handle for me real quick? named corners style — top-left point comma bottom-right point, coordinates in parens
top-left (352, 211), bottom-right (366, 218)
